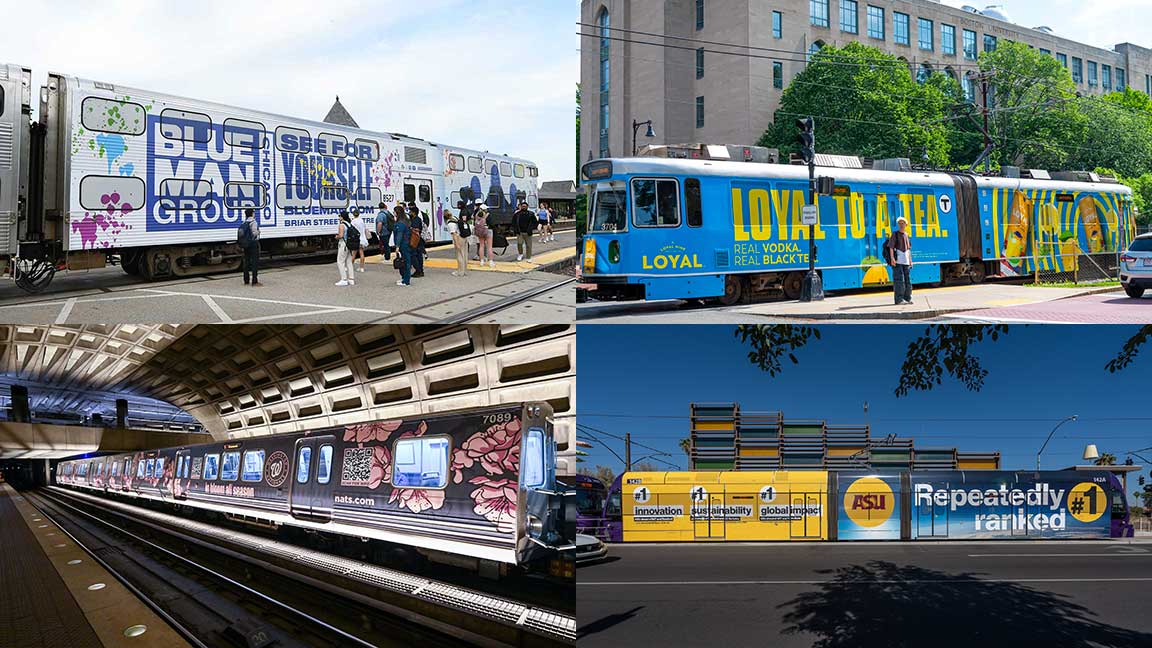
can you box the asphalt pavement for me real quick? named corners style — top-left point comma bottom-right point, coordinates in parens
top-left (578, 540), bottom-right (1152, 647)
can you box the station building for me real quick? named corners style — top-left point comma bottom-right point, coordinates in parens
top-left (580, 0), bottom-right (1152, 161)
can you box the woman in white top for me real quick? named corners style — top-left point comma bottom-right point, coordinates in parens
top-left (446, 210), bottom-right (468, 276)
top-left (335, 211), bottom-right (356, 287)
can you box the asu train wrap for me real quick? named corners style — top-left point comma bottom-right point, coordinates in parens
top-left (608, 470), bottom-right (1132, 542)
top-left (580, 158), bottom-right (1136, 302)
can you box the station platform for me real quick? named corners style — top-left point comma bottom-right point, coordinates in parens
top-left (0, 483), bottom-right (190, 648)
top-left (367, 231), bottom-right (575, 274)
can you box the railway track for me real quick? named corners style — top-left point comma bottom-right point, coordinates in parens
top-left (28, 487), bottom-right (573, 647)
top-left (439, 276), bottom-right (577, 324)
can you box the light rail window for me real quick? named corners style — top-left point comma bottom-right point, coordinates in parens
top-left (160, 108), bottom-right (213, 143)
top-left (500, 161), bottom-right (512, 177)
top-left (631, 178), bottom-right (681, 227)
top-left (467, 156), bottom-right (483, 173)
top-left (225, 182), bottom-right (268, 210)
top-left (297, 446), bottom-right (312, 483)
top-left (81, 97), bottom-right (147, 136)
top-left (111, 461), bottom-right (120, 477)
top-left (404, 185), bottom-right (416, 203)
top-left (146, 458), bottom-right (156, 477)
top-left (79, 176), bottom-right (145, 212)
top-left (514, 163), bottom-right (525, 178)
top-left (318, 445), bottom-right (333, 484)
top-left (522, 428), bottom-right (546, 488)
top-left (590, 186), bottom-right (627, 232)
top-left (276, 126), bottom-right (311, 152)
top-left (175, 456), bottom-right (185, 479)
top-left (137, 460), bottom-right (146, 478)
top-left (221, 451), bottom-right (240, 481)
top-left (419, 185), bottom-right (431, 203)
top-left (450, 154), bottom-right (465, 171)
top-left (686, 178), bottom-right (703, 227)
top-left (392, 436), bottom-right (449, 489)
top-left (355, 139), bottom-right (380, 162)
top-left (181, 456), bottom-right (191, 479)
top-left (276, 184), bottom-right (312, 209)
top-left (155, 457), bottom-right (165, 478)
top-left (317, 132), bottom-right (348, 158)
top-left (203, 454), bottom-right (220, 481)
top-left (529, 166), bottom-right (539, 178)
top-left (241, 450), bottom-right (264, 482)
top-left (320, 185), bottom-right (348, 208)
top-left (484, 159), bottom-right (499, 176)
top-left (364, 187), bottom-right (383, 206)
top-left (223, 118), bottom-right (266, 148)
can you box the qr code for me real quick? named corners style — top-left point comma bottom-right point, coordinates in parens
top-left (190, 457), bottom-right (203, 481)
top-left (341, 447), bottom-right (373, 487)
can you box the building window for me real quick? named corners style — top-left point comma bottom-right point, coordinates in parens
top-left (598, 8), bottom-right (610, 158)
top-left (696, 96), bottom-right (705, 128)
top-left (894, 12), bottom-right (909, 45)
top-left (1072, 57), bottom-right (1083, 83)
top-left (964, 76), bottom-right (976, 102)
top-left (773, 62), bottom-right (784, 89)
top-left (867, 5), bottom-right (884, 40)
top-left (917, 63), bottom-right (933, 84)
top-left (696, 48), bottom-right (704, 79)
top-left (696, 0), bottom-right (705, 30)
top-left (1039, 48), bottom-right (1051, 57)
top-left (917, 18), bottom-right (933, 51)
top-left (1056, 53), bottom-right (1067, 69)
top-left (773, 11), bottom-right (782, 38)
top-left (983, 34), bottom-right (997, 52)
top-left (1102, 64), bottom-right (1112, 91)
top-left (1088, 61), bottom-right (1098, 86)
top-left (811, 0), bottom-right (829, 27)
top-left (1117, 68), bottom-right (1126, 90)
top-left (941, 24), bottom-right (955, 56)
top-left (963, 29), bottom-right (977, 60)
top-left (840, 0), bottom-right (858, 33)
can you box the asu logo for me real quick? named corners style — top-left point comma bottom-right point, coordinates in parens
top-left (844, 476), bottom-right (895, 528)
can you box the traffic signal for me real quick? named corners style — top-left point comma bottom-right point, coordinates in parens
top-left (795, 117), bottom-right (815, 165)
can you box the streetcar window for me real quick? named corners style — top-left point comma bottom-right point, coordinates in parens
top-left (154, 457), bottom-right (164, 478)
top-left (160, 108), bottom-right (213, 143)
top-left (241, 450), bottom-right (264, 482)
top-left (296, 447), bottom-right (311, 484)
top-left (500, 161), bottom-right (513, 177)
top-left (181, 456), bottom-right (191, 479)
top-left (590, 186), bottom-right (627, 232)
top-left (221, 451), bottom-right (240, 481)
top-left (467, 156), bottom-right (483, 173)
top-left (514, 164), bottom-right (525, 179)
top-left (392, 437), bottom-right (449, 489)
top-left (276, 184), bottom-right (312, 210)
top-left (146, 458), bottom-right (156, 477)
top-left (449, 154), bottom-right (465, 171)
top-left (125, 459), bottom-right (132, 478)
top-left (175, 457), bottom-right (184, 479)
top-left (354, 139), bottom-right (380, 162)
top-left (203, 454), bottom-right (220, 481)
top-left (1112, 493), bottom-right (1126, 518)
top-left (419, 185), bottom-right (431, 203)
top-left (111, 461), bottom-right (119, 477)
top-left (275, 126), bottom-right (311, 152)
top-left (160, 178), bottom-right (212, 212)
top-left (685, 178), bottom-right (703, 227)
top-left (319, 185), bottom-right (349, 209)
top-left (522, 428), bottom-right (546, 489)
top-left (80, 176), bottom-right (145, 212)
top-left (317, 132), bottom-right (348, 158)
top-left (81, 97), bottom-right (147, 135)
top-left (225, 183), bottom-right (268, 210)
top-left (223, 118), bottom-right (266, 148)
top-left (136, 460), bottom-right (146, 478)
top-left (317, 445), bottom-right (333, 485)
top-left (529, 166), bottom-right (539, 178)
top-left (484, 159), bottom-right (499, 176)
top-left (606, 491), bottom-right (622, 518)
top-left (404, 185), bottom-right (416, 203)
top-left (631, 178), bottom-right (680, 227)
top-left (367, 187), bottom-right (383, 206)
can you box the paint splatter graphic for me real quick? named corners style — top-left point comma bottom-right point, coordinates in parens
top-left (71, 191), bottom-right (134, 249)
top-left (371, 150), bottom-right (399, 191)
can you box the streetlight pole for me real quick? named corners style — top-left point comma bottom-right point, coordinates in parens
top-left (1037, 415), bottom-right (1079, 471)
top-left (632, 119), bottom-right (655, 156)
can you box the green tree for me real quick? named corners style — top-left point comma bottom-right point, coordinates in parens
top-left (1066, 97), bottom-right (1152, 177)
top-left (1094, 452), bottom-right (1117, 466)
top-left (758, 42), bottom-right (956, 166)
top-left (578, 464), bottom-right (617, 486)
top-left (679, 437), bottom-right (692, 460)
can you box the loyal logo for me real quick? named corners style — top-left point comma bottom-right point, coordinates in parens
top-left (1068, 482), bottom-right (1107, 524)
top-left (844, 476), bottom-right (895, 528)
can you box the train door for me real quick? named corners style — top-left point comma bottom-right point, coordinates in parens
top-left (0, 64), bottom-right (30, 258)
top-left (789, 491), bottom-right (822, 540)
top-left (173, 450), bottom-right (190, 499)
top-left (860, 194), bottom-right (888, 288)
top-left (404, 178), bottom-right (435, 239)
top-left (289, 436), bottom-right (335, 522)
top-left (692, 486), bottom-right (725, 539)
top-left (916, 489), bottom-right (950, 538)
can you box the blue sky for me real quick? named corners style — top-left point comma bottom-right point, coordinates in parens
top-left (5, 0), bottom-right (576, 182)
top-left (578, 325), bottom-right (1152, 497)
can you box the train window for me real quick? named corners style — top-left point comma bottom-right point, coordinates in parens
top-left (136, 460), bottom-right (146, 478)
top-left (221, 452), bottom-right (240, 481)
top-left (296, 447), bottom-right (312, 484)
top-left (1112, 493), bottom-right (1126, 517)
top-left (111, 461), bottom-right (120, 477)
top-left (522, 428), bottom-right (546, 488)
top-left (159, 178), bottom-right (213, 212)
top-left (514, 163), bottom-right (525, 179)
top-left (450, 154), bottom-right (465, 171)
top-left (203, 454), bottom-right (220, 481)
top-left (392, 437), bottom-right (449, 489)
top-left (317, 132), bottom-right (349, 158)
top-left (81, 97), bottom-right (147, 135)
top-left (419, 185), bottom-right (431, 203)
top-left (154, 457), bottom-right (165, 478)
top-left (223, 118), bottom-right (266, 148)
top-left (591, 185), bottom-right (627, 232)
top-left (367, 187), bottom-right (383, 206)
top-left (467, 156), bottom-right (483, 173)
top-left (146, 458), bottom-right (156, 477)
top-left (484, 159), bottom-right (499, 176)
top-left (685, 178), bottom-right (703, 227)
top-left (530, 166), bottom-right (539, 178)
top-left (160, 108), bottom-right (213, 143)
top-left (181, 456), bottom-right (191, 479)
top-left (275, 125), bottom-right (311, 152)
top-left (225, 183), bottom-right (268, 210)
top-left (354, 139), bottom-right (380, 162)
top-left (320, 185), bottom-right (349, 209)
top-left (80, 176), bottom-right (145, 212)
top-left (0, 86), bottom-right (4, 118)
top-left (528, 194), bottom-right (538, 209)
top-left (241, 451), bottom-right (265, 482)
top-left (499, 161), bottom-right (513, 177)
top-left (276, 184), bottom-right (312, 210)
top-left (631, 178), bottom-right (681, 227)
top-left (403, 184), bottom-right (416, 203)
top-left (606, 491), bottom-right (622, 518)
top-left (317, 445), bottom-right (333, 485)
top-left (124, 459), bottom-right (132, 477)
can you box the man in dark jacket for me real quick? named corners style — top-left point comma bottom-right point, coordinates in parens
top-left (513, 201), bottom-right (537, 261)
top-left (239, 208), bottom-right (261, 286)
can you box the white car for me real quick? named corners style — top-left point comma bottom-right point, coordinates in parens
top-left (575, 533), bottom-right (608, 564)
top-left (1120, 233), bottom-right (1152, 298)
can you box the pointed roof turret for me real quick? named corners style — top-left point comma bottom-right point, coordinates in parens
top-left (323, 95), bottom-right (359, 128)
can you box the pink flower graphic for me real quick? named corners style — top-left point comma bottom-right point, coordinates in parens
top-left (451, 418), bottom-right (522, 484)
top-left (345, 419), bottom-right (402, 443)
top-left (389, 487), bottom-right (445, 513)
top-left (368, 445), bottom-right (393, 490)
top-left (469, 476), bottom-right (518, 533)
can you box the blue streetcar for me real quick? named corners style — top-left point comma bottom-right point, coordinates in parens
top-left (581, 158), bottom-right (1136, 303)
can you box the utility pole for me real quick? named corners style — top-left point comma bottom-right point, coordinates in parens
top-left (625, 432), bottom-right (632, 471)
top-left (981, 72), bottom-right (991, 175)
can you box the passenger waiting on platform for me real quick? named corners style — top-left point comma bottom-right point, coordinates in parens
top-left (537, 202), bottom-right (551, 244)
top-left (350, 208), bottom-right (369, 273)
top-left (335, 211), bottom-right (357, 287)
top-left (237, 208), bottom-right (261, 286)
top-left (409, 205), bottom-right (426, 278)
top-left (392, 206), bottom-right (412, 287)
top-left (885, 216), bottom-right (914, 305)
top-left (514, 201), bottom-right (537, 261)
top-left (474, 201), bottom-right (495, 267)
top-left (375, 201), bottom-right (393, 262)
top-left (446, 210), bottom-right (469, 276)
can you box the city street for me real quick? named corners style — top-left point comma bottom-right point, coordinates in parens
top-left (578, 540), bottom-right (1152, 647)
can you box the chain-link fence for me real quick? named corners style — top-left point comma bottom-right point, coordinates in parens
top-left (1028, 239), bottom-right (1120, 285)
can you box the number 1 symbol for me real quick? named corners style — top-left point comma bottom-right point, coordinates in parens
top-left (1087, 485), bottom-right (1098, 515)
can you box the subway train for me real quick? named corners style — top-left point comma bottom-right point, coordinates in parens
top-left (604, 470), bottom-right (1134, 542)
top-left (56, 402), bottom-right (571, 575)
top-left (580, 157), bottom-right (1136, 303)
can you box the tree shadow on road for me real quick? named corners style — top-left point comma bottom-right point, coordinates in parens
top-left (778, 561), bottom-right (1152, 648)
top-left (578, 606), bottom-right (645, 640)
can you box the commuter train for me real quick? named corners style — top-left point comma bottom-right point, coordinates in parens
top-left (571, 474), bottom-right (609, 540)
top-left (0, 63), bottom-right (540, 292)
top-left (603, 470), bottom-right (1133, 542)
top-left (56, 403), bottom-right (571, 574)
top-left (580, 158), bottom-right (1137, 303)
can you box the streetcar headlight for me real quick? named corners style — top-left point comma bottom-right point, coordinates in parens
top-left (583, 239), bottom-right (597, 273)
top-left (609, 240), bottom-right (620, 264)
top-left (528, 514), bottom-right (544, 537)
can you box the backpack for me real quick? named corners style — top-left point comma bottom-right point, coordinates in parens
top-left (344, 223), bottom-right (361, 249)
top-left (409, 228), bottom-right (422, 248)
top-left (459, 218), bottom-right (472, 238)
top-left (881, 235), bottom-right (893, 265)
top-left (237, 220), bottom-right (253, 248)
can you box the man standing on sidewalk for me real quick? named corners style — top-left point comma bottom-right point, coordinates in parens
top-left (375, 201), bottom-right (393, 262)
top-left (885, 217), bottom-right (913, 305)
top-left (238, 208), bottom-right (261, 286)
top-left (514, 201), bottom-right (537, 261)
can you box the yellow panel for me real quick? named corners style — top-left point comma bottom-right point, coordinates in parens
top-left (695, 421), bottom-right (735, 431)
top-left (957, 459), bottom-right (999, 470)
top-left (739, 448), bottom-right (778, 457)
top-left (826, 448), bottom-right (864, 457)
